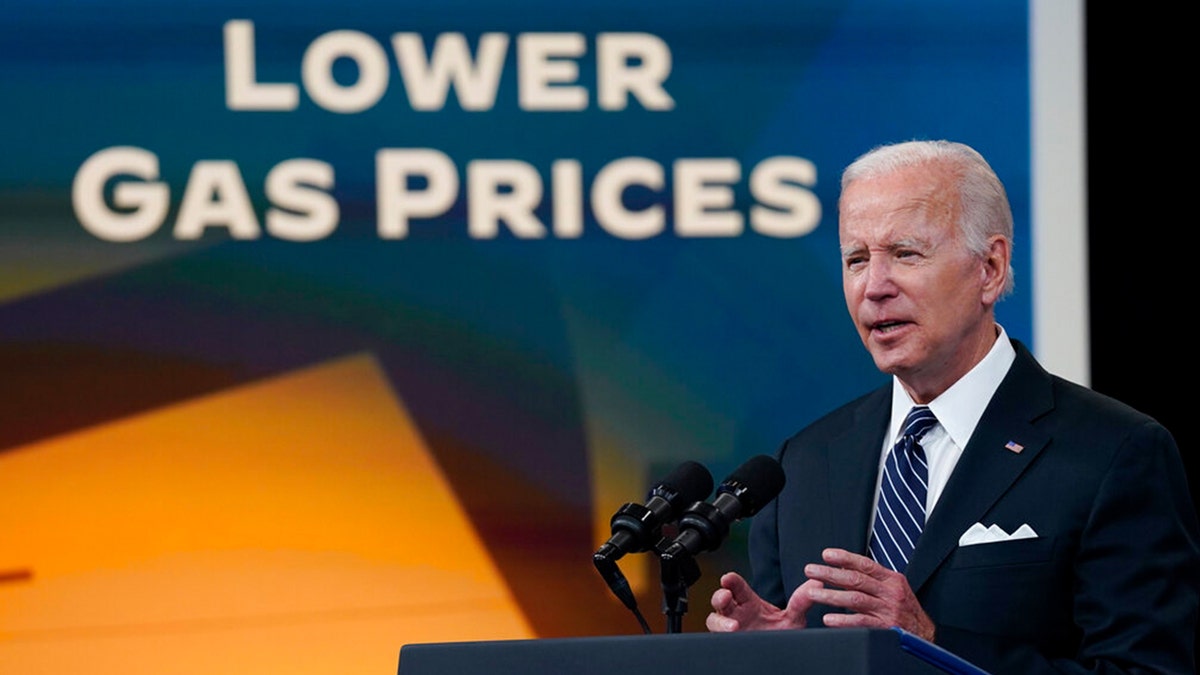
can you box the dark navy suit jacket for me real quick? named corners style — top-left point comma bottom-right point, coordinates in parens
top-left (749, 341), bottom-right (1200, 674)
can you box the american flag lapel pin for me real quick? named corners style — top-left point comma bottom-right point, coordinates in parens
top-left (1004, 440), bottom-right (1025, 454)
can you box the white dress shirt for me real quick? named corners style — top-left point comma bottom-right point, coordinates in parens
top-left (876, 326), bottom-right (1017, 516)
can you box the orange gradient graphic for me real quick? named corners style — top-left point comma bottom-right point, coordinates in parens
top-left (0, 353), bottom-right (533, 674)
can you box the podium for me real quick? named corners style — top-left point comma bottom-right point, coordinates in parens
top-left (397, 628), bottom-right (990, 675)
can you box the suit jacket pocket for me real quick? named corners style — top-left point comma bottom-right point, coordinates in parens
top-left (932, 536), bottom-right (1071, 643)
top-left (950, 535), bottom-right (1056, 568)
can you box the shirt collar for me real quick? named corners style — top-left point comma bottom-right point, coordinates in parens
top-left (889, 325), bottom-right (1016, 448)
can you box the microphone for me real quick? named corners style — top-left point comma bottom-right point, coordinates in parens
top-left (593, 460), bottom-right (714, 564)
top-left (594, 461), bottom-right (714, 633)
top-left (660, 455), bottom-right (786, 561)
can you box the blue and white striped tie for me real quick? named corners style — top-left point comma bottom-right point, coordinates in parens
top-left (869, 406), bottom-right (938, 573)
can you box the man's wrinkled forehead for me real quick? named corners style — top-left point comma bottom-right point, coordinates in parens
top-left (838, 168), bottom-right (959, 231)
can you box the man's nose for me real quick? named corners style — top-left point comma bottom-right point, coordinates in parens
top-left (863, 258), bottom-right (898, 300)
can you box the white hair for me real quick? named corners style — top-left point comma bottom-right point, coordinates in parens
top-left (841, 140), bottom-right (1015, 297)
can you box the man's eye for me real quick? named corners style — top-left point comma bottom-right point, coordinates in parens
top-left (846, 257), bottom-right (866, 268)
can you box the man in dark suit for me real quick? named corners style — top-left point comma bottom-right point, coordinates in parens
top-left (706, 140), bottom-right (1200, 673)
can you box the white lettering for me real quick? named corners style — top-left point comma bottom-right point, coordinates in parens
top-left (302, 30), bottom-right (390, 113)
top-left (224, 24), bottom-right (675, 113)
top-left (392, 33), bottom-right (508, 111)
top-left (376, 148), bottom-right (459, 238)
top-left (597, 33), bottom-right (675, 111)
top-left (518, 33), bottom-right (587, 111)
top-left (468, 160), bottom-right (547, 239)
top-left (674, 159), bottom-right (742, 237)
top-left (749, 157), bottom-right (820, 237)
top-left (224, 20), bottom-right (299, 111)
top-left (174, 161), bottom-right (261, 240)
top-left (265, 159), bottom-right (339, 241)
top-left (72, 146), bottom-right (170, 242)
top-left (551, 159), bottom-right (583, 238)
top-left (592, 157), bottom-right (665, 239)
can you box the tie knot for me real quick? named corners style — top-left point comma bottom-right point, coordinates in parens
top-left (902, 406), bottom-right (938, 441)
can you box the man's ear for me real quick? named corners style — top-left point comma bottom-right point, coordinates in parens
top-left (980, 235), bottom-right (1011, 304)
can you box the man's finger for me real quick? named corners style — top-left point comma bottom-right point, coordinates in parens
top-left (808, 586), bottom-right (883, 614)
top-left (823, 611), bottom-right (885, 630)
top-left (719, 572), bottom-right (757, 603)
top-left (710, 587), bottom-right (734, 613)
top-left (706, 611), bottom-right (740, 632)
top-left (804, 562), bottom-right (884, 596)
top-left (822, 548), bottom-right (888, 576)
top-left (786, 578), bottom-right (823, 620)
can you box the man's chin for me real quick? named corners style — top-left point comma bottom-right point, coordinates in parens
top-left (868, 348), bottom-right (912, 377)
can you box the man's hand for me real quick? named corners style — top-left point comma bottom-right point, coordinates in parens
top-left (706, 572), bottom-right (823, 632)
top-left (803, 548), bottom-right (936, 642)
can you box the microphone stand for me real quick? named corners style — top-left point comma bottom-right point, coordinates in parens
top-left (657, 542), bottom-right (701, 634)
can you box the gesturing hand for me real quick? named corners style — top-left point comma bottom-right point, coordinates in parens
top-left (706, 572), bottom-right (823, 632)
top-left (803, 548), bottom-right (935, 642)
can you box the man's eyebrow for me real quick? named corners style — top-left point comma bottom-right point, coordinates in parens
top-left (840, 237), bottom-right (929, 259)
top-left (889, 237), bottom-right (929, 251)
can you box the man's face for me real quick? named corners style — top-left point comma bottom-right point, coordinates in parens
top-left (838, 164), bottom-right (1003, 402)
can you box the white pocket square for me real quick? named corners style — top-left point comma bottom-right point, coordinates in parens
top-left (958, 522), bottom-right (1038, 547)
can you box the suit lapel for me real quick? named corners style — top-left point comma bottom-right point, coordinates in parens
top-left (905, 342), bottom-right (1054, 594)
top-left (827, 386), bottom-right (891, 554)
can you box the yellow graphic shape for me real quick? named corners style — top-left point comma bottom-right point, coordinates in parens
top-left (0, 353), bottom-right (533, 674)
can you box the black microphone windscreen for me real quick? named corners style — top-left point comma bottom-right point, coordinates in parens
top-left (652, 460), bottom-right (714, 506)
top-left (718, 455), bottom-right (785, 516)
